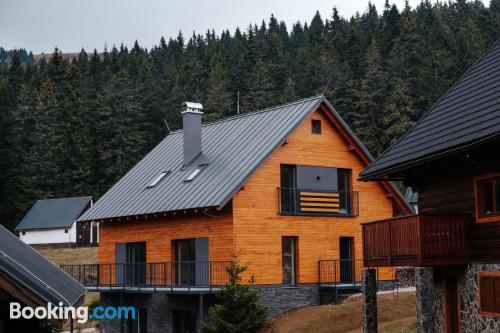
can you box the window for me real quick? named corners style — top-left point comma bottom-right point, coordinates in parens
top-left (476, 176), bottom-right (500, 221)
top-left (147, 171), bottom-right (170, 188)
top-left (282, 236), bottom-right (298, 285)
top-left (65, 229), bottom-right (69, 234)
top-left (22, 231), bottom-right (26, 236)
top-left (184, 165), bottom-right (206, 182)
top-left (338, 169), bottom-right (352, 213)
top-left (478, 272), bottom-right (500, 316)
top-left (311, 119), bottom-right (321, 134)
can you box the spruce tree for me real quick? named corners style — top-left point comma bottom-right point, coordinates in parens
top-left (201, 258), bottom-right (267, 333)
top-left (242, 59), bottom-right (275, 112)
top-left (205, 54), bottom-right (233, 121)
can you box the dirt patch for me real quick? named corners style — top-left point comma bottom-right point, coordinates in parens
top-left (262, 291), bottom-right (416, 333)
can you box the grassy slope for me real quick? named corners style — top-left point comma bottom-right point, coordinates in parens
top-left (36, 247), bottom-right (100, 331)
top-left (37, 247), bottom-right (98, 266)
top-left (263, 291), bottom-right (416, 333)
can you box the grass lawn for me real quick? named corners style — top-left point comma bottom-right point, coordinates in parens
top-left (262, 291), bottom-right (416, 333)
top-left (37, 247), bottom-right (98, 266)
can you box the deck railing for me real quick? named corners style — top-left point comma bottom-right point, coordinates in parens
top-left (278, 188), bottom-right (359, 216)
top-left (319, 259), bottom-right (365, 286)
top-left (362, 214), bottom-right (469, 267)
top-left (61, 261), bottom-right (232, 290)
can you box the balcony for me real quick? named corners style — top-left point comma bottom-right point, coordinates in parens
top-left (61, 261), bottom-right (231, 293)
top-left (278, 188), bottom-right (359, 217)
top-left (362, 215), bottom-right (469, 267)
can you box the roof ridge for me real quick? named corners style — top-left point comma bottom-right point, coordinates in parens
top-left (36, 196), bottom-right (92, 202)
top-left (169, 95), bottom-right (324, 134)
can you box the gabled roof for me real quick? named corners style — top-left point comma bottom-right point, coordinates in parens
top-left (16, 196), bottom-right (92, 231)
top-left (80, 96), bottom-right (409, 222)
top-left (404, 187), bottom-right (418, 205)
top-left (0, 224), bottom-right (86, 306)
top-left (360, 39), bottom-right (500, 180)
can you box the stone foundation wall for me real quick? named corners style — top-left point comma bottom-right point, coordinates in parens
top-left (415, 264), bottom-right (500, 333)
top-left (395, 267), bottom-right (415, 287)
top-left (98, 285), bottom-right (320, 332)
top-left (256, 283), bottom-right (319, 317)
top-left (415, 267), bottom-right (445, 333)
top-left (459, 263), bottom-right (500, 333)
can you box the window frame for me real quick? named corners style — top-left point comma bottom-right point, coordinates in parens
top-left (478, 272), bottom-right (500, 317)
top-left (311, 119), bottom-right (322, 134)
top-left (146, 170), bottom-right (171, 188)
top-left (475, 173), bottom-right (500, 223)
top-left (282, 236), bottom-right (298, 285)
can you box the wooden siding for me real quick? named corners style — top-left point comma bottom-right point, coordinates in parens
top-left (418, 172), bottom-right (500, 262)
top-left (232, 109), bottom-right (396, 284)
top-left (98, 207), bottom-right (234, 264)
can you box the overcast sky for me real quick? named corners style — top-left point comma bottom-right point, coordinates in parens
top-left (3, 0), bottom-right (430, 54)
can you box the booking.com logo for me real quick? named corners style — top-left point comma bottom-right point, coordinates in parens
top-left (10, 302), bottom-right (136, 323)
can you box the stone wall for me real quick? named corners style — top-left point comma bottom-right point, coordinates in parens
top-left (98, 285), bottom-right (319, 332)
top-left (395, 267), bottom-right (415, 288)
top-left (256, 283), bottom-right (319, 317)
top-left (415, 267), bottom-right (445, 333)
top-left (99, 293), bottom-right (211, 333)
top-left (459, 263), bottom-right (500, 333)
top-left (415, 264), bottom-right (500, 333)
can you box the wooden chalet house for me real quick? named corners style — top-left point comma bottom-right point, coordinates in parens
top-left (360, 40), bottom-right (500, 333)
top-left (66, 96), bottom-right (410, 333)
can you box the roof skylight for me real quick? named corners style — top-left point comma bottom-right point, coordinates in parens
top-left (147, 171), bottom-right (170, 188)
top-left (184, 164), bottom-right (208, 182)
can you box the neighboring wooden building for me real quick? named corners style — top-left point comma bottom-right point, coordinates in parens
top-left (67, 96), bottom-right (410, 333)
top-left (16, 196), bottom-right (97, 248)
top-left (360, 40), bottom-right (500, 332)
top-left (0, 225), bottom-right (86, 332)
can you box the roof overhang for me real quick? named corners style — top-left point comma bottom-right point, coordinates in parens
top-left (0, 270), bottom-right (85, 328)
top-left (360, 133), bottom-right (500, 182)
top-left (80, 205), bottom-right (221, 224)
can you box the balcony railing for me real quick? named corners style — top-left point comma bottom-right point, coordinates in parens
top-left (278, 188), bottom-right (359, 217)
top-left (318, 259), bottom-right (393, 287)
top-left (61, 261), bottom-right (232, 292)
top-left (362, 214), bottom-right (469, 267)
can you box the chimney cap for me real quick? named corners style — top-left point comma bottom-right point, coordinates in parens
top-left (182, 102), bottom-right (204, 114)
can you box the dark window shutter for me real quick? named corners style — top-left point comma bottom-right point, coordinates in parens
top-left (480, 276), bottom-right (494, 313)
top-left (495, 278), bottom-right (500, 313)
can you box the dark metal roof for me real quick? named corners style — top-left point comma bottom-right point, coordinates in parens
top-left (360, 39), bottom-right (500, 179)
top-left (16, 196), bottom-right (92, 231)
top-left (79, 96), bottom-right (324, 221)
top-left (80, 95), bottom-right (408, 221)
top-left (0, 224), bottom-right (86, 306)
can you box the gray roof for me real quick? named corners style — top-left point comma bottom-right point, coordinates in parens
top-left (80, 95), bottom-right (390, 221)
top-left (404, 187), bottom-right (418, 204)
top-left (0, 224), bottom-right (86, 306)
top-left (16, 196), bottom-right (92, 231)
top-left (361, 39), bottom-right (500, 179)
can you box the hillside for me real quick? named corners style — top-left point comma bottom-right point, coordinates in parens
top-left (263, 291), bottom-right (416, 333)
top-left (37, 247), bottom-right (98, 266)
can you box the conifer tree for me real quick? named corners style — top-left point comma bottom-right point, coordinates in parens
top-left (201, 258), bottom-right (267, 333)
top-left (242, 59), bottom-right (275, 112)
top-left (205, 54), bottom-right (233, 120)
